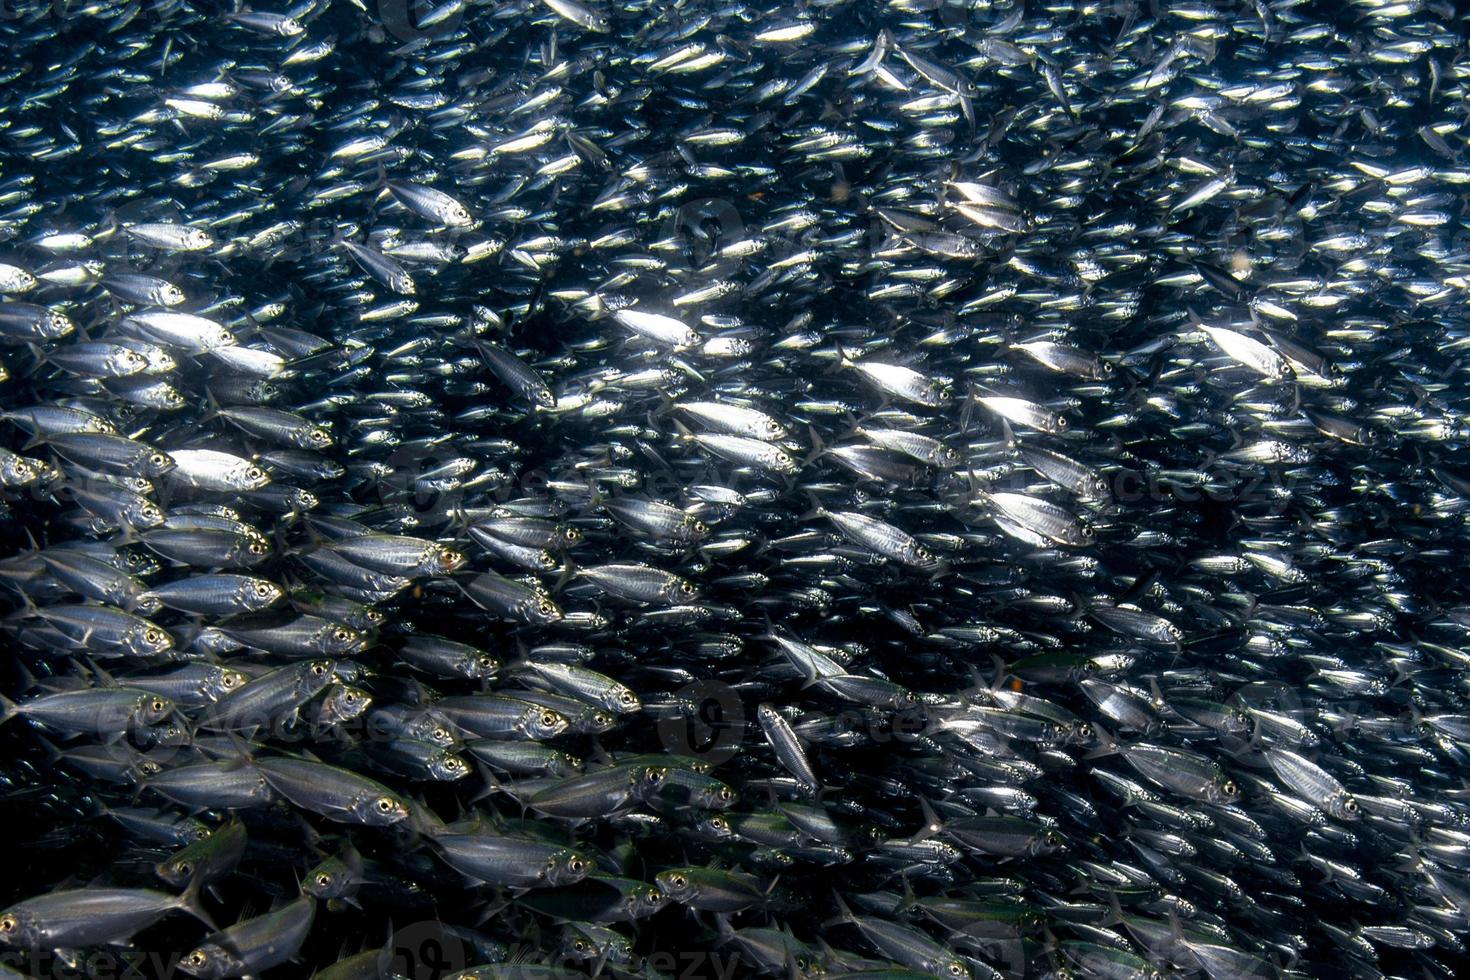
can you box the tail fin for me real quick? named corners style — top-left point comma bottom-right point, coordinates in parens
top-left (908, 796), bottom-right (945, 843)
top-left (821, 890), bottom-right (858, 929)
top-left (174, 866), bottom-right (218, 932)
top-left (1084, 723), bottom-right (1121, 760)
top-left (0, 691), bottom-right (19, 727)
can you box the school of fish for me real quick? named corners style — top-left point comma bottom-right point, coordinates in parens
top-left (1, 0), bottom-right (1470, 977)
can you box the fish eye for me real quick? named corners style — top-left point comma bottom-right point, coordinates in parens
top-left (680, 581), bottom-right (696, 595)
top-left (375, 797), bottom-right (395, 812)
top-left (569, 858), bottom-right (585, 872)
top-left (1054, 415), bottom-right (1069, 430)
top-left (1080, 525), bottom-right (1095, 540)
top-left (1222, 780), bottom-right (1239, 797)
top-left (255, 583), bottom-right (273, 596)
top-left (1345, 798), bottom-right (1359, 814)
top-left (619, 691), bottom-right (636, 704)
top-left (151, 698), bottom-right (166, 712)
top-left (538, 600), bottom-right (556, 615)
top-left (333, 628), bottom-right (351, 641)
top-left (478, 656), bottom-right (496, 670)
top-left (174, 861), bottom-right (193, 876)
top-left (573, 941), bottom-right (588, 952)
top-left (145, 630), bottom-right (163, 644)
top-left (541, 711), bottom-right (559, 726)
top-left (249, 541), bottom-right (267, 555)
top-left (315, 873), bottom-right (332, 887)
top-left (311, 664), bottom-right (326, 676)
top-left (0, 916), bottom-right (14, 933)
top-left (947, 965), bottom-right (965, 977)
top-left (184, 952), bottom-right (207, 968)
top-left (342, 692), bottom-right (359, 705)
top-left (310, 429), bottom-right (329, 444)
top-left (671, 874), bottom-right (686, 887)
top-left (434, 727), bottom-right (451, 741)
top-left (150, 453), bottom-right (167, 467)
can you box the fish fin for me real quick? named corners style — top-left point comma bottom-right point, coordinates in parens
top-left (821, 889), bottom-right (857, 929)
top-left (908, 796), bottom-right (944, 843)
top-left (799, 492), bottom-right (826, 523)
top-left (988, 654), bottom-right (1011, 693)
top-left (1084, 723), bottom-right (1120, 759)
top-left (1102, 888), bottom-right (1126, 928)
top-left (198, 387), bottom-right (223, 426)
top-left (218, 731), bottom-right (259, 766)
top-left (587, 737), bottom-right (614, 767)
top-left (552, 559), bottom-right (577, 594)
top-left (798, 424), bottom-right (826, 469)
top-left (175, 863), bottom-right (218, 932)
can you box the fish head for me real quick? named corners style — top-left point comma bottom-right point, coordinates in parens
top-left (129, 624), bottom-right (174, 657)
top-left (528, 596), bottom-right (564, 624)
top-left (428, 544), bottom-right (466, 575)
top-left (0, 456), bottom-right (37, 486)
top-left (321, 624), bottom-right (364, 656)
top-left (631, 885), bottom-right (666, 916)
top-left (1330, 794), bottom-right (1362, 822)
top-left (634, 766), bottom-right (670, 800)
top-left (430, 753), bottom-right (470, 781)
top-left (698, 781), bottom-right (737, 809)
top-left (241, 579), bottom-right (285, 611)
top-left (322, 685), bottom-right (372, 724)
top-left (1209, 776), bottom-right (1240, 804)
top-left (654, 869), bottom-right (695, 903)
top-left (695, 815), bottom-right (734, 839)
top-left (144, 450), bottom-right (176, 477)
top-left (180, 943), bottom-right (237, 979)
top-left (305, 862), bottom-right (354, 899)
top-left (610, 687), bottom-right (641, 714)
top-left (663, 578), bottom-right (700, 604)
top-left (354, 792), bottom-right (410, 826)
top-left (135, 693), bottom-right (175, 726)
top-left (524, 706), bottom-right (570, 740)
top-left (462, 653), bottom-right (500, 680)
top-left (0, 909), bottom-right (41, 948)
top-left (931, 956), bottom-right (970, 979)
top-left (547, 849), bottom-right (592, 887)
